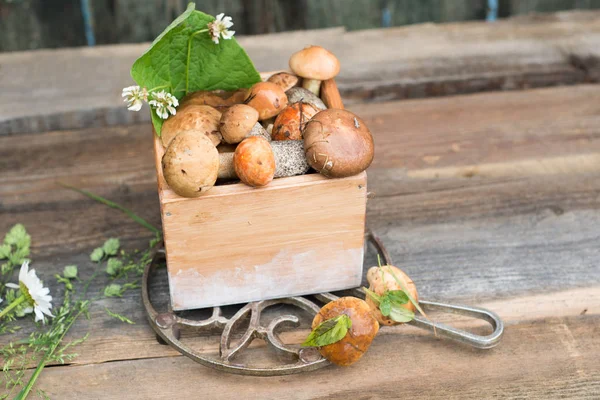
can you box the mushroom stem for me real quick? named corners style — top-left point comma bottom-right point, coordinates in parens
top-left (218, 152), bottom-right (237, 180)
top-left (217, 140), bottom-right (310, 181)
top-left (302, 78), bottom-right (322, 96)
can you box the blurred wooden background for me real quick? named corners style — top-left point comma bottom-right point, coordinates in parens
top-left (1, 0), bottom-right (600, 52)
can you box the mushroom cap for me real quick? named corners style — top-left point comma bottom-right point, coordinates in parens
top-left (272, 102), bottom-right (319, 141)
top-left (312, 297), bottom-right (379, 367)
top-left (161, 131), bottom-right (219, 198)
top-left (267, 72), bottom-right (299, 92)
top-left (365, 265), bottom-right (419, 326)
top-left (219, 104), bottom-right (260, 144)
top-left (289, 46), bottom-right (340, 81)
top-left (245, 82), bottom-right (288, 121)
top-left (180, 89), bottom-right (248, 112)
top-left (303, 109), bottom-right (374, 178)
top-left (161, 105), bottom-right (222, 148)
top-left (234, 136), bottom-right (276, 187)
top-left (286, 87), bottom-right (327, 111)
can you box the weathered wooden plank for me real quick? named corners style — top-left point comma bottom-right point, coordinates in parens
top-left (1, 85), bottom-right (599, 373)
top-left (30, 316), bottom-right (600, 399)
top-left (3, 11), bottom-right (600, 134)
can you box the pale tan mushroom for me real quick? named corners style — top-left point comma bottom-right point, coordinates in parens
top-left (267, 72), bottom-right (299, 92)
top-left (160, 105), bottom-right (222, 148)
top-left (289, 46), bottom-right (340, 96)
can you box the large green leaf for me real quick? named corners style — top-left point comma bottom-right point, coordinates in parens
top-left (130, 3), bottom-right (262, 135)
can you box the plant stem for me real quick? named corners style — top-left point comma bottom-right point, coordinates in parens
top-left (15, 307), bottom-right (86, 400)
top-left (56, 182), bottom-right (162, 235)
top-left (185, 28), bottom-right (209, 95)
top-left (0, 295), bottom-right (26, 320)
top-left (148, 84), bottom-right (170, 93)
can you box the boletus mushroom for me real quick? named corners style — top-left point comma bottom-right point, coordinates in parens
top-left (286, 87), bottom-right (327, 111)
top-left (233, 136), bottom-right (276, 187)
top-left (267, 72), bottom-right (299, 92)
top-left (161, 131), bottom-right (219, 198)
top-left (365, 265), bottom-right (419, 326)
top-left (180, 88), bottom-right (248, 112)
top-left (219, 104), bottom-right (261, 144)
top-left (311, 297), bottom-right (379, 366)
top-left (219, 138), bottom-right (309, 187)
top-left (303, 109), bottom-right (374, 178)
top-left (244, 82), bottom-right (288, 121)
top-left (160, 105), bottom-right (222, 148)
top-left (272, 102), bottom-right (319, 141)
top-left (289, 45), bottom-right (340, 96)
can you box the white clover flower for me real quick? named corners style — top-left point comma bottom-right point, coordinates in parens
top-left (122, 85), bottom-right (148, 112)
top-left (208, 13), bottom-right (235, 44)
top-left (6, 261), bottom-right (53, 323)
top-left (149, 90), bottom-right (179, 120)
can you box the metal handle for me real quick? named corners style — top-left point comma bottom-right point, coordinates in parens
top-left (409, 300), bottom-right (504, 349)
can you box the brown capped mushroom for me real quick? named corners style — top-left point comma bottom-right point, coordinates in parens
top-left (311, 297), bottom-right (379, 367)
top-left (286, 87), bottom-right (327, 111)
top-left (219, 104), bottom-right (260, 144)
top-left (289, 46), bottom-right (340, 96)
top-left (244, 82), bottom-right (288, 121)
top-left (303, 109), bottom-right (374, 178)
top-left (267, 72), bottom-right (299, 92)
top-left (162, 131), bottom-right (219, 197)
top-left (272, 102), bottom-right (319, 141)
top-left (161, 105), bottom-right (222, 148)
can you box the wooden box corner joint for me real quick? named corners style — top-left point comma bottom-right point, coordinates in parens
top-left (153, 74), bottom-right (368, 310)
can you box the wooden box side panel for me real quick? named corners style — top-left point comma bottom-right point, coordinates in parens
top-left (163, 172), bottom-right (367, 310)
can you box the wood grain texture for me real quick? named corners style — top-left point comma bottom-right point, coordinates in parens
top-left (3, 11), bottom-right (600, 134)
top-left (1, 84), bottom-right (600, 397)
top-left (31, 316), bottom-right (600, 399)
top-left (162, 172), bottom-right (367, 309)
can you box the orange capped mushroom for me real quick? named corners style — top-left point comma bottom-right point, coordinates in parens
top-left (234, 136), bottom-right (276, 187)
top-left (272, 102), bottom-right (319, 141)
top-left (244, 82), bottom-right (288, 121)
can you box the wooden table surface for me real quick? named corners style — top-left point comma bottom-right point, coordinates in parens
top-left (1, 13), bottom-right (600, 400)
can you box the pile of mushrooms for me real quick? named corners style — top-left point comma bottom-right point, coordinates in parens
top-left (160, 45), bottom-right (375, 198)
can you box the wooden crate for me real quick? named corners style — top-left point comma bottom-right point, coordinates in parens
top-left (153, 75), bottom-right (367, 310)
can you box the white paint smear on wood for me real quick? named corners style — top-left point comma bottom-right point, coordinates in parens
top-left (169, 246), bottom-right (364, 310)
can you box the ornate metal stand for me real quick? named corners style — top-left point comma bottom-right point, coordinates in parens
top-left (142, 231), bottom-right (504, 376)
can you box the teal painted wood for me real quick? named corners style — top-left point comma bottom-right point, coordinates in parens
top-left (1, 0), bottom-right (600, 51)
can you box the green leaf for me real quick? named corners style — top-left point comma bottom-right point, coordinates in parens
top-left (388, 305), bottom-right (415, 323)
top-left (104, 284), bottom-right (123, 297)
top-left (379, 296), bottom-right (392, 317)
top-left (4, 224), bottom-right (30, 249)
top-left (0, 244), bottom-right (10, 259)
top-left (302, 314), bottom-right (352, 347)
top-left (8, 246), bottom-right (29, 265)
top-left (106, 258), bottom-right (123, 276)
top-left (105, 308), bottom-right (135, 324)
top-left (63, 265), bottom-right (78, 279)
top-left (90, 248), bottom-right (104, 263)
top-left (387, 290), bottom-right (409, 306)
top-left (386, 266), bottom-right (427, 318)
top-left (102, 238), bottom-right (120, 256)
top-left (130, 4), bottom-right (261, 135)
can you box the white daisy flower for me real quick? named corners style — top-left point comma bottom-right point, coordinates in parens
top-left (149, 90), bottom-right (179, 120)
top-left (208, 13), bottom-right (235, 44)
top-left (122, 85), bottom-right (148, 112)
top-left (6, 261), bottom-right (54, 323)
